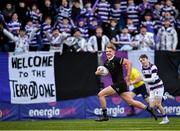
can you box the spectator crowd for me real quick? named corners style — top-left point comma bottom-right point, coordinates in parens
top-left (0, 0), bottom-right (180, 54)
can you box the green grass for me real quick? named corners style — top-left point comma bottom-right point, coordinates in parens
top-left (0, 117), bottom-right (180, 130)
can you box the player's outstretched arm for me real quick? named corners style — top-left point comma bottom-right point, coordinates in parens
top-left (123, 58), bottom-right (132, 82)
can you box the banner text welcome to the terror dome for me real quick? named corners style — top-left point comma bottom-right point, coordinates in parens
top-left (9, 52), bottom-right (56, 104)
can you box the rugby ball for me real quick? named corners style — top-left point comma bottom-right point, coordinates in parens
top-left (97, 66), bottom-right (109, 76)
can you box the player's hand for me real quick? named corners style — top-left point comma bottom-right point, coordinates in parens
top-left (95, 68), bottom-right (103, 76)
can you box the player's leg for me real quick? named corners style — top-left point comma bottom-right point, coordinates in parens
top-left (154, 88), bottom-right (169, 124)
top-left (120, 91), bottom-right (157, 120)
top-left (129, 91), bottom-right (136, 99)
top-left (149, 90), bottom-right (156, 108)
top-left (163, 92), bottom-right (175, 100)
top-left (127, 85), bottom-right (149, 116)
top-left (139, 84), bottom-right (149, 103)
top-left (96, 86), bottom-right (116, 121)
top-left (155, 98), bottom-right (169, 124)
top-left (127, 91), bottom-right (136, 116)
top-left (98, 85), bottom-right (116, 110)
top-left (121, 92), bottom-right (147, 109)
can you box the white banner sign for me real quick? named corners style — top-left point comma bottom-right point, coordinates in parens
top-left (9, 52), bottom-right (56, 104)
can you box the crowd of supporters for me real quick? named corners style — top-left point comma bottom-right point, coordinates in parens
top-left (0, 0), bottom-right (180, 54)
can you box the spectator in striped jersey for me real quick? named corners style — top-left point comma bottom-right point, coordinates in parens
top-left (160, 12), bottom-right (176, 27)
top-left (139, 54), bottom-right (169, 124)
top-left (45, 28), bottom-right (67, 54)
top-left (120, 0), bottom-right (128, 12)
top-left (134, 26), bottom-right (155, 51)
top-left (26, 3), bottom-right (42, 24)
top-left (83, 1), bottom-right (95, 26)
top-left (156, 19), bottom-right (178, 51)
top-left (126, 18), bottom-right (138, 37)
top-left (64, 28), bottom-right (87, 52)
top-left (87, 26), bottom-right (109, 52)
top-left (141, 13), bottom-right (156, 35)
top-left (1, 24), bottom-right (30, 54)
top-left (147, 0), bottom-right (159, 6)
top-left (25, 20), bottom-right (34, 36)
top-left (118, 0), bottom-right (128, 29)
top-left (111, 27), bottom-right (134, 51)
top-left (57, 0), bottom-right (71, 22)
top-left (95, 0), bottom-right (111, 29)
top-left (25, 21), bottom-right (41, 51)
top-left (41, 16), bottom-right (52, 51)
top-left (7, 13), bottom-right (22, 36)
top-left (110, 2), bottom-right (122, 21)
top-left (138, 0), bottom-right (152, 17)
top-left (6, 13), bottom-right (21, 52)
top-left (153, 2), bottom-right (163, 31)
top-left (126, 0), bottom-right (140, 27)
top-left (57, 17), bottom-right (73, 37)
top-left (161, 0), bottom-right (178, 18)
top-left (77, 19), bottom-right (89, 40)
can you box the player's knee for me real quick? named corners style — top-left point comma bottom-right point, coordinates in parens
top-left (150, 104), bottom-right (155, 108)
top-left (155, 102), bottom-right (162, 107)
top-left (126, 99), bottom-right (134, 105)
top-left (98, 92), bottom-right (104, 98)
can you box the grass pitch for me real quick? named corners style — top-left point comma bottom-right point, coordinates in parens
top-left (0, 117), bottom-right (179, 130)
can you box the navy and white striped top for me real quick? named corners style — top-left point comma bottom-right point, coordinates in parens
top-left (83, 8), bottom-right (95, 24)
top-left (25, 24), bottom-right (41, 46)
top-left (7, 20), bottom-right (21, 36)
top-left (110, 7), bottom-right (121, 21)
top-left (138, 2), bottom-right (152, 15)
top-left (78, 26), bottom-right (89, 40)
top-left (126, 4), bottom-right (139, 26)
top-left (160, 16), bottom-right (176, 27)
top-left (147, 0), bottom-right (158, 6)
top-left (152, 9), bottom-right (162, 30)
top-left (120, 0), bottom-right (127, 12)
top-left (96, 1), bottom-right (110, 23)
top-left (57, 6), bottom-right (71, 22)
top-left (141, 63), bottom-right (163, 89)
top-left (161, 5), bottom-right (176, 17)
top-left (27, 10), bottom-right (42, 24)
top-left (42, 23), bottom-right (52, 44)
top-left (57, 23), bottom-right (72, 37)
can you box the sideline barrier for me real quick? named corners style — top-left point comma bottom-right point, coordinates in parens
top-left (0, 96), bottom-right (180, 121)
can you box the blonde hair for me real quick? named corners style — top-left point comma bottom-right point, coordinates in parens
top-left (106, 43), bottom-right (116, 51)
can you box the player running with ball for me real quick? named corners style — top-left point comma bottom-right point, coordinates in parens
top-left (95, 43), bottom-right (157, 121)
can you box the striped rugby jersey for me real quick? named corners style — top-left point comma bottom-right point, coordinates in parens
top-left (141, 63), bottom-right (163, 89)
